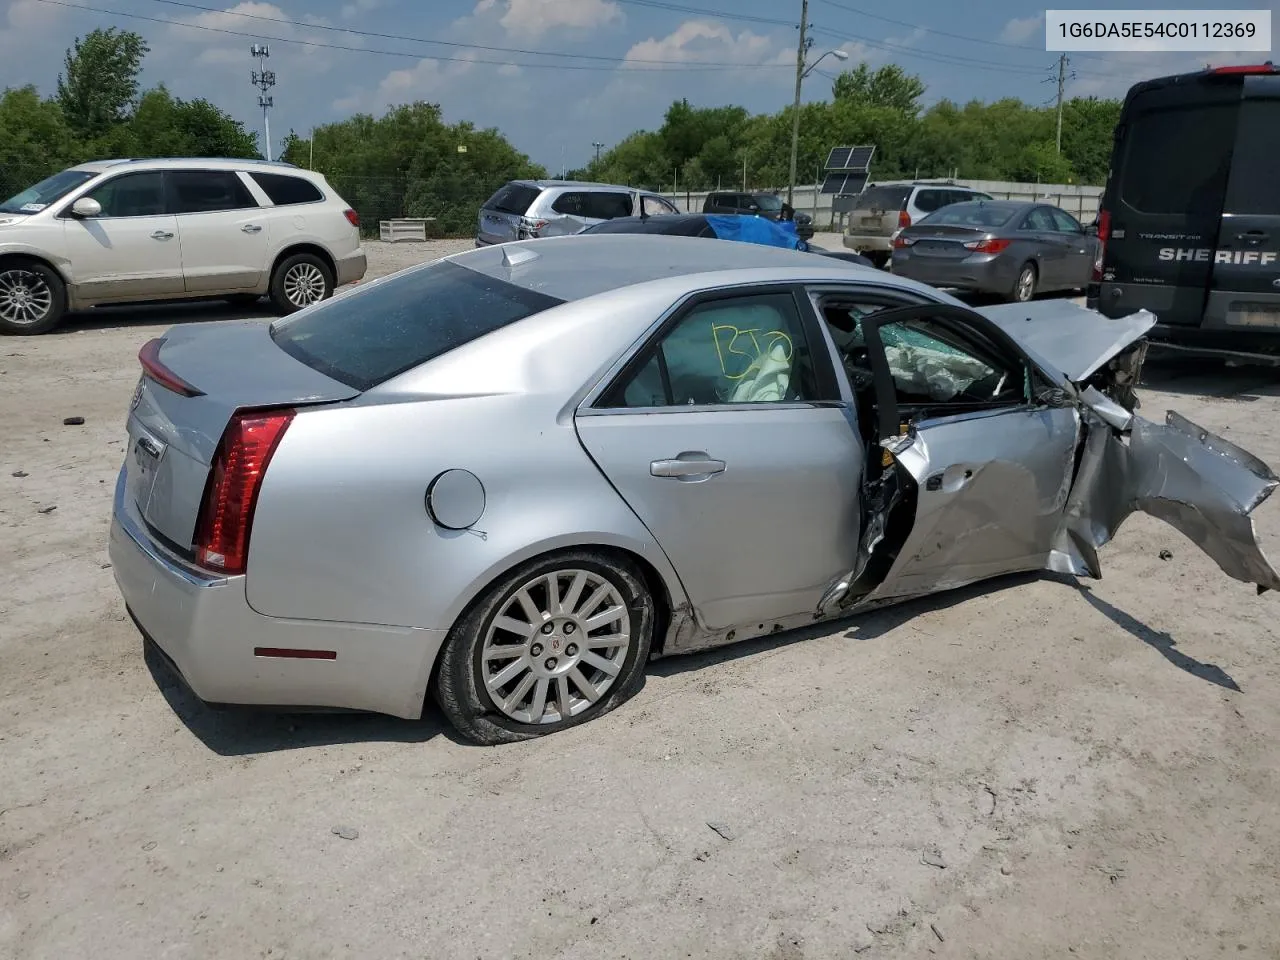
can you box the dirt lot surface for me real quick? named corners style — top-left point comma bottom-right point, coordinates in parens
top-left (3, 239), bottom-right (1280, 960)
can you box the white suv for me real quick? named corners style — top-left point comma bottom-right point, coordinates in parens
top-left (0, 157), bottom-right (367, 335)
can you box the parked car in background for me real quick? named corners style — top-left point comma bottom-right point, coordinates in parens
top-left (578, 212), bottom-right (872, 265)
top-left (0, 158), bottom-right (366, 335)
top-left (891, 200), bottom-right (1098, 302)
top-left (702, 191), bottom-right (815, 240)
top-left (1088, 62), bottom-right (1280, 358)
top-left (475, 180), bottom-right (680, 246)
top-left (844, 182), bottom-right (992, 268)
top-left (111, 234), bottom-right (1280, 745)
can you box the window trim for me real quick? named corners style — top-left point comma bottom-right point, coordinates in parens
top-left (55, 170), bottom-right (170, 221)
top-left (164, 168), bottom-right (262, 217)
top-left (582, 282), bottom-right (843, 415)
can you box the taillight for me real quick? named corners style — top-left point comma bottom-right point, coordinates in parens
top-left (963, 238), bottom-right (1012, 254)
top-left (898, 209), bottom-right (911, 229)
top-left (343, 209), bottom-right (360, 228)
top-left (194, 409), bottom-right (294, 575)
top-left (1211, 62), bottom-right (1275, 74)
top-left (1092, 209), bottom-right (1111, 282)
top-left (138, 338), bottom-right (203, 397)
top-left (893, 235), bottom-right (915, 248)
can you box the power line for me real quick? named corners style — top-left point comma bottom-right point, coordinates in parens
top-left (612, 0), bottom-right (797, 28)
top-left (32, 0), bottom-right (794, 72)
top-left (812, 28), bottom-right (1053, 76)
top-left (139, 0), bottom-right (790, 67)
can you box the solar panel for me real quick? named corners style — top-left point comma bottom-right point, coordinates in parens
top-left (823, 145), bottom-right (875, 172)
top-left (821, 172), bottom-right (870, 195)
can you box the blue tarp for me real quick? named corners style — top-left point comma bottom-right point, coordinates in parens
top-left (704, 214), bottom-right (809, 252)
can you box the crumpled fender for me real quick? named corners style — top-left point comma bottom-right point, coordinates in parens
top-left (1048, 408), bottom-right (1280, 594)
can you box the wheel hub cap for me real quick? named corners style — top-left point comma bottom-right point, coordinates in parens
top-left (0, 270), bottom-right (52, 326)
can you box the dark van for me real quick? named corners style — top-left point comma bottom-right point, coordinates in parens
top-left (1088, 63), bottom-right (1280, 355)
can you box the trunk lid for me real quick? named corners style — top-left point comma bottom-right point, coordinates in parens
top-left (904, 225), bottom-right (989, 258)
top-left (126, 321), bottom-right (358, 550)
top-left (973, 299), bottom-right (1157, 383)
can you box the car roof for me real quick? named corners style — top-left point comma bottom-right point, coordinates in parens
top-left (68, 157), bottom-right (311, 176)
top-left (448, 234), bottom-right (883, 301)
top-left (516, 179), bottom-right (641, 192)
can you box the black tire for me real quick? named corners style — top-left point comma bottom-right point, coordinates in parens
top-left (866, 251), bottom-right (890, 270)
top-left (1011, 262), bottom-right (1037, 303)
top-left (434, 549), bottom-right (655, 745)
top-left (268, 252), bottom-right (334, 315)
top-left (0, 259), bottom-right (66, 335)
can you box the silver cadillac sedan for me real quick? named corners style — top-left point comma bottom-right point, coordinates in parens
top-left (110, 235), bottom-right (1280, 745)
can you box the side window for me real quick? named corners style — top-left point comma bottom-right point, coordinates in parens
top-left (167, 170), bottom-right (258, 214)
top-left (551, 192), bottom-right (588, 216)
top-left (876, 318), bottom-right (1025, 407)
top-left (1120, 101), bottom-right (1236, 215)
top-left (938, 191), bottom-right (965, 209)
top-left (85, 172), bottom-right (167, 218)
top-left (601, 292), bottom-right (820, 408)
top-left (249, 172), bottom-right (324, 205)
top-left (1224, 98), bottom-right (1280, 216)
top-left (1020, 207), bottom-right (1057, 231)
top-left (1050, 208), bottom-right (1083, 233)
top-left (584, 192), bottom-right (634, 220)
top-left (641, 195), bottom-right (679, 216)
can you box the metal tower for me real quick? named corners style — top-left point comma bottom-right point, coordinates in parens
top-left (250, 44), bottom-right (276, 161)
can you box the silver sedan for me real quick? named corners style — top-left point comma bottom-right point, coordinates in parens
top-left (110, 235), bottom-right (1280, 744)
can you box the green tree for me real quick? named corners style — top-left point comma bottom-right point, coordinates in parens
top-left (125, 86), bottom-right (260, 158)
top-left (56, 28), bottom-right (149, 139)
top-left (832, 63), bottom-right (925, 115)
top-left (0, 86), bottom-right (76, 198)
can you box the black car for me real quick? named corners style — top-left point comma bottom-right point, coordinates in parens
top-left (1088, 62), bottom-right (1280, 355)
top-left (702, 191), bottom-right (815, 241)
top-left (578, 214), bottom-right (870, 266)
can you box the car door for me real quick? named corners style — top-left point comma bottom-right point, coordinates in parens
top-left (1049, 207), bottom-right (1095, 289)
top-left (166, 169), bottom-right (269, 293)
top-left (853, 302), bottom-right (1078, 602)
top-left (1018, 206), bottom-right (1069, 288)
top-left (58, 170), bottom-right (184, 301)
top-left (574, 286), bottom-right (862, 631)
top-left (1206, 76), bottom-right (1280, 330)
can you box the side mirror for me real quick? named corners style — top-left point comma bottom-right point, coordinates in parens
top-left (70, 197), bottom-right (102, 218)
top-left (1085, 222), bottom-right (1098, 237)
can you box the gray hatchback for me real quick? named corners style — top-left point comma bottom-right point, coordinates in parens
top-left (891, 200), bottom-right (1099, 302)
top-left (476, 180), bottom-right (680, 246)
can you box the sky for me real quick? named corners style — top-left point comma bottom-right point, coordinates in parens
top-left (0, 0), bottom-right (1275, 170)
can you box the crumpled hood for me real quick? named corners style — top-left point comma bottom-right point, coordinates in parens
top-left (974, 299), bottom-right (1157, 384)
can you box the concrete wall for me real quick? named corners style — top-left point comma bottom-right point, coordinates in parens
top-left (660, 178), bottom-right (1106, 227)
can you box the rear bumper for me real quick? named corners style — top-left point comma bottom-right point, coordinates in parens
top-left (1095, 282), bottom-right (1280, 355)
top-left (335, 249), bottom-right (367, 287)
top-left (844, 234), bottom-right (894, 253)
top-left (109, 467), bottom-right (446, 719)
top-left (891, 251), bottom-right (1014, 293)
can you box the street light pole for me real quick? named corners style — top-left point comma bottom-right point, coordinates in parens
top-left (787, 0), bottom-right (809, 207)
top-left (593, 141), bottom-right (604, 164)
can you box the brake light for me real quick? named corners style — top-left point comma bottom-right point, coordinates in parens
top-left (194, 409), bottom-right (295, 575)
top-left (1211, 62), bottom-right (1275, 74)
top-left (343, 209), bottom-right (359, 228)
top-left (963, 238), bottom-right (1012, 254)
top-left (1092, 209), bottom-right (1111, 282)
top-left (898, 209), bottom-right (911, 229)
top-left (138, 338), bottom-right (203, 397)
top-left (893, 235), bottom-right (915, 248)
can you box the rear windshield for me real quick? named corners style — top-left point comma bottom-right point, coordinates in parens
top-left (923, 202), bottom-right (1020, 227)
top-left (752, 194), bottom-right (784, 212)
top-left (483, 182), bottom-right (542, 216)
top-left (270, 260), bottom-right (564, 390)
top-left (853, 185), bottom-right (911, 211)
top-left (1119, 100), bottom-right (1237, 215)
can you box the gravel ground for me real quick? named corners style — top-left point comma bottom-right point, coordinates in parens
top-left (2, 240), bottom-right (1279, 959)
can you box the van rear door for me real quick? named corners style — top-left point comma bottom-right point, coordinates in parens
top-left (1099, 74), bottom-right (1241, 327)
top-left (1205, 75), bottom-right (1280, 332)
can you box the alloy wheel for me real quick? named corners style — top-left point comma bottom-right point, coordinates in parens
top-left (282, 262), bottom-right (327, 308)
top-left (0, 269), bottom-right (54, 328)
top-left (480, 569), bottom-right (631, 724)
top-left (1016, 266), bottom-right (1035, 302)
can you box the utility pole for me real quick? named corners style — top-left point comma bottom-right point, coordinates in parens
top-left (1055, 53), bottom-right (1069, 154)
top-left (593, 141), bottom-right (604, 164)
top-left (787, 0), bottom-right (810, 207)
top-left (250, 44), bottom-right (276, 162)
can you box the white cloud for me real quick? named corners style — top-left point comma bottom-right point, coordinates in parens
top-left (622, 19), bottom-right (776, 70)
top-left (0, 0), bottom-right (64, 61)
top-left (1000, 14), bottom-right (1043, 45)
top-left (471, 0), bottom-right (622, 40)
top-left (340, 0), bottom-right (381, 20)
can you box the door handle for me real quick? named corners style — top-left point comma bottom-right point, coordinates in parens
top-left (241, 224), bottom-right (263, 234)
top-left (151, 230), bottom-right (174, 240)
top-left (1236, 230), bottom-right (1269, 243)
top-left (650, 453), bottom-right (726, 480)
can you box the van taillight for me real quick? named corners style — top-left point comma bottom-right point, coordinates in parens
top-left (1211, 62), bottom-right (1275, 74)
top-left (194, 409), bottom-right (294, 575)
top-left (1092, 209), bottom-right (1111, 282)
top-left (343, 209), bottom-right (360, 228)
top-left (898, 209), bottom-right (912, 229)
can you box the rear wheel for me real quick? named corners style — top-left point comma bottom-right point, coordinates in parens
top-left (0, 260), bottom-right (65, 335)
top-left (865, 251), bottom-right (890, 270)
top-left (434, 550), bottom-right (655, 745)
top-left (1011, 262), bottom-right (1037, 303)
top-left (269, 253), bottom-right (333, 315)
